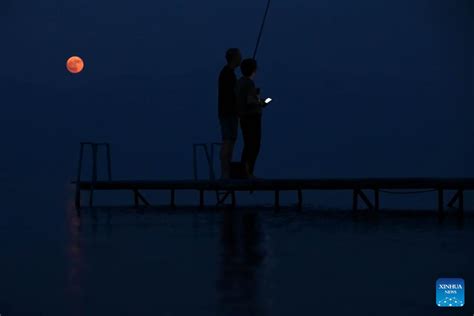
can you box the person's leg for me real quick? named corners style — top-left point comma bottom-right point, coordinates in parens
top-left (220, 116), bottom-right (238, 179)
top-left (240, 117), bottom-right (252, 177)
top-left (220, 141), bottom-right (235, 179)
top-left (246, 115), bottom-right (262, 176)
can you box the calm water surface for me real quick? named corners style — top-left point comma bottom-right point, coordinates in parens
top-left (0, 190), bottom-right (472, 316)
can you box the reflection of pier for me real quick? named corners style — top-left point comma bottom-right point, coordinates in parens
top-left (66, 199), bottom-right (85, 316)
top-left (73, 143), bottom-right (471, 214)
top-left (218, 209), bottom-right (266, 316)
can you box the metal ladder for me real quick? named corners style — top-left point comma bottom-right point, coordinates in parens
top-left (75, 142), bottom-right (112, 208)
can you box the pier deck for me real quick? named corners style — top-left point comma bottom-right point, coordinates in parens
top-left (73, 177), bottom-right (472, 213)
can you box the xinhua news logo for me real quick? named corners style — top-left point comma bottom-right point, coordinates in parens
top-left (436, 278), bottom-right (464, 307)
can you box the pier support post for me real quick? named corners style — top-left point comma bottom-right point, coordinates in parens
top-left (275, 190), bottom-right (280, 210)
top-left (231, 191), bottom-right (236, 209)
top-left (134, 189), bottom-right (139, 207)
top-left (374, 189), bottom-right (380, 212)
top-left (199, 190), bottom-right (205, 209)
top-left (170, 189), bottom-right (176, 209)
top-left (297, 189), bottom-right (303, 211)
top-left (458, 190), bottom-right (464, 215)
top-left (75, 189), bottom-right (81, 209)
top-left (352, 189), bottom-right (359, 212)
top-left (437, 189), bottom-right (444, 215)
top-left (89, 190), bottom-right (94, 207)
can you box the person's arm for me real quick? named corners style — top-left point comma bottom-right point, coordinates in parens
top-left (246, 82), bottom-right (264, 110)
top-left (219, 71), bottom-right (235, 107)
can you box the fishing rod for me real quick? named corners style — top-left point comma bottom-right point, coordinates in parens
top-left (253, 0), bottom-right (272, 59)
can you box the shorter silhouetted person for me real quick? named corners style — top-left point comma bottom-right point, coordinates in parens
top-left (218, 48), bottom-right (242, 179)
top-left (236, 58), bottom-right (268, 178)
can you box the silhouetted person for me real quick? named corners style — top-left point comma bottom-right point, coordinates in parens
top-left (218, 48), bottom-right (242, 179)
top-left (236, 59), bottom-right (267, 178)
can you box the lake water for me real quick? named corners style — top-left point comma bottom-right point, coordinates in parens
top-left (0, 187), bottom-right (472, 315)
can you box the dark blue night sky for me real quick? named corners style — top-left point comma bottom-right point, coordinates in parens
top-left (1, 0), bottom-right (473, 185)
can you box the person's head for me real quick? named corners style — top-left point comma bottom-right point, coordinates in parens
top-left (225, 48), bottom-right (242, 69)
top-left (240, 58), bottom-right (258, 79)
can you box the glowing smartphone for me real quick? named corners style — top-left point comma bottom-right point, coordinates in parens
top-left (264, 98), bottom-right (272, 104)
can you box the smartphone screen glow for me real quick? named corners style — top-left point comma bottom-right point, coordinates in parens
top-left (265, 98), bottom-right (272, 104)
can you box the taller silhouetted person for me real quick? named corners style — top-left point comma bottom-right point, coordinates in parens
top-left (218, 48), bottom-right (242, 179)
top-left (236, 58), bottom-right (267, 178)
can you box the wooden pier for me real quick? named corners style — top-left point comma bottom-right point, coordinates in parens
top-left (73, 142), bottom-right (471, 214)
top-left (74, 177), bottom-right (472, 214)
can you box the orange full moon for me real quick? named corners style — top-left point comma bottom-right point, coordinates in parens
top-left (66, 56), bottom-right (84, 74)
